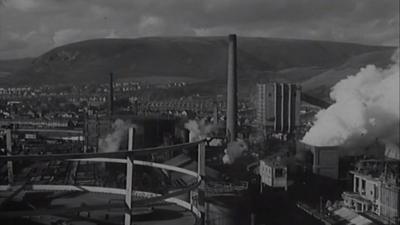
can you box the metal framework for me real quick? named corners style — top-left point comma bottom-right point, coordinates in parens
top-left (0, 128), bottom-right (206, 225)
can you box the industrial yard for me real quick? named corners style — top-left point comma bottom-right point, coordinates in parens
top-left (0, 1), bottom-right (399, 225)
top-left (0, 34), bottom-right (397, 225)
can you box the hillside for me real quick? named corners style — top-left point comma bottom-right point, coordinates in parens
top-left (0, 58), bottom-right (33, 79)
top-left (0, 37), bottom-right (395, 99)
top-left (301, 49), bottom-right (395, 100)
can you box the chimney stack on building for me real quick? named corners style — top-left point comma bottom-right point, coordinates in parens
top-left (213, 101), bottom-right (219, 125)
top-left (226, 34), bottom-right (238, 143)
top-left (109, 72), bottom-right (114, 117)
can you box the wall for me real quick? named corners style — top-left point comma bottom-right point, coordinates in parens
top-left (380, 184), bottom-right (399, 222)
top-left (312, 146), bottom-right (339, 179)
top-left (259, 160), bottom-right (287, 189)
top-left (256, 83), bottom-right (300, 133)
top-left (353, 174), bottom-right (380, 214)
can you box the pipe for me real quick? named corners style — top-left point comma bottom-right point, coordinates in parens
top-left (226, 34), bottom-right (238, 142)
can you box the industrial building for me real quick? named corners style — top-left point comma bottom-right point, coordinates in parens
top-left (0, 34), bottom-right (253, 225)
top-left (310, 145), bottom-right (339, 180)
top-left (257, 82), bottom-right (301, 134)
top-left (259, 155), bottom-right (289, 191)
top-left (84, 116), bottom-right (181, 151)
top-left (0, 32), bottom-right (351, 225)
top-left (342, 159), bottom-right (400, 224)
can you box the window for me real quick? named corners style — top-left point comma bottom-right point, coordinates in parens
top-left (275, 168), bottom-right (284, 178)
top-left (356, 203), bottom-right (362, 211)
top-left (361, 179), bottom-right (366, 195)
top-left (355, 177), bottom-right (359, 191)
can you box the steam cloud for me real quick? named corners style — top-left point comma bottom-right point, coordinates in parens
top-left (99, 119), bottom-right (132, 153)
top-left (184, 119), bottom-right (215, 142)
top-left (184, 119), bottom-right (247, 164)
top-left (302, 50), bottom-right (399, 155)
top-left (223, 139), bottom-right (248, 164)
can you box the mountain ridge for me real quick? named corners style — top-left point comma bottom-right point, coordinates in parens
top-left (0, 36), bottom-right (396, 99)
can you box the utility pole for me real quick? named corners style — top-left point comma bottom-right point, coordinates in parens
top-left (124, 127), bottom-right (135, 225)
top-left (109, 72), bottom-right (114, 118)
top-left (197, 142), bottom-right (206, 225)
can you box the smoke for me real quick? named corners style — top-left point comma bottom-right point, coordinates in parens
top-left (184, 119), bottom-right (215, 142)
top-left (222, 139), bottom-right (248, 164)
top-left (99, 119), bottom-right (132, 153)
top-left (302, 49), bottom-right (399, 153)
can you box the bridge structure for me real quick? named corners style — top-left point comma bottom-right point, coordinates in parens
top-left (0, 128), bottom-right (207, 225)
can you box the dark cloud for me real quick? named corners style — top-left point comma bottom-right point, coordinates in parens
top-left (0, 0), bottom-right (398, 59)
top-left (0, 37), bottom-right (27, 52)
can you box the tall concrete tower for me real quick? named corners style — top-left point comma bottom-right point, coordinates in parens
top-left (257, 82), bottom-right (301, 133)
top-left (226, 34), bottom-right (238, 142)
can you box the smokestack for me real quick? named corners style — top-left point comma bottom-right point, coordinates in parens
top-left (226, 34), bottom-right (237, 142)
top-left (213, 101), bottom-right (219, 125)
top-left (6, 129), bottom-right (13, 184)
top-left (109, 72), bottom-right (114, 117)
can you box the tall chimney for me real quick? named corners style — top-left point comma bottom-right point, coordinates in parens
top-left (6, 129), bottom-right (14, 185)
top-left (213, 101), bottom-right (219, 125)
top-left (226, 34), bottom-right (237, 142)
top-left (109, 72), bottom-right (114, 117)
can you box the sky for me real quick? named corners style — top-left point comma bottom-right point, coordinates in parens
top-left (0, 0), bottom-right (399, 59)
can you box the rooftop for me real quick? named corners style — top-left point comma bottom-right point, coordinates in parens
top-left (261, 153), bottom-right (290, 167)
top-left (351, 159), bottom-right (400, 186)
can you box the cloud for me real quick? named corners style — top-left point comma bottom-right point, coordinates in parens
top-left (53, 29), bottom-right (82, 46)
top-left (0, 0), bottom-right (398, 59)
top-left (0, 37), bottom-right (27, 52)
top-left (3, 0), bottom-right (39, 11)
top-left (302, 49), bottom-right (399, 151)
top-left (138, 15), bottom-right (165, 36)
top-left (0, 31), bottom-right (25, 49)
top-left (105, 30), bottom-right (119, 39)
top-left (53, 28), bottom-right (118, 46)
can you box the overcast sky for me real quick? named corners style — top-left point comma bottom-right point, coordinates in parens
top-left (0, 0), bottom-right (398, 59)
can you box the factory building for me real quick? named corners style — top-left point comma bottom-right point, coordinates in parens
top-left (256, 82), bottom-right (301, 134)
top-left (85, 118), bottom-right (112, 151)
top-left (85, 116), bottom-right (179, 152)
top-left (0, 119), bottom-right (72, 128)
top-left (259, 155), bottom-right (289, 191)
top-left (342, 160), bottom-right (400, 224)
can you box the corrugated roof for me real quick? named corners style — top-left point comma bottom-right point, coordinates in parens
top-left (350, 216), bottom-right (374, 225)
top-left (334, 207), bottom-right (358, 221)
top-left (334, 207), bottom-right (376, 225)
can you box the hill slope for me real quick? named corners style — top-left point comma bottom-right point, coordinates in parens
top-left (0, 58), bottom-right (33, 79)
top-left (301, 49), bottom-right (395, 100)
top-left (0, 37), bottom-right (395, 98)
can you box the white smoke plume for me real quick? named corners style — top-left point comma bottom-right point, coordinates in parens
top-left (302, 49), bottom-right (399, 154)
top-left (184, 118), bottom-right (215, 142)
top-left (99, 119), bottom-right (132, 153)
top-left (223, 139), bottom-right (248, 164)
